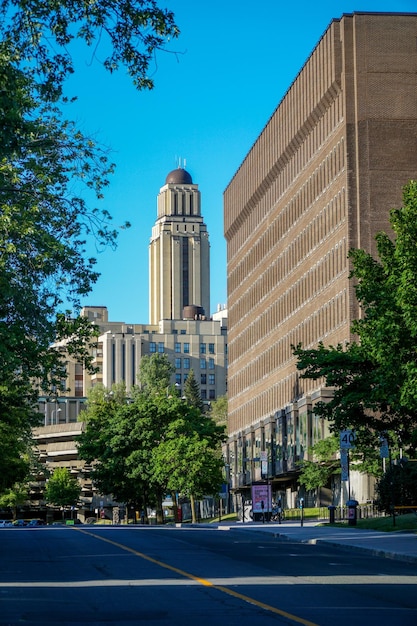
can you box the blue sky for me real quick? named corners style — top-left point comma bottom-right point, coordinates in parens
top-left (66, 1), bottom-right (416, 323)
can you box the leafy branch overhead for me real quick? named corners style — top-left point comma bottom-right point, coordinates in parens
top-left (0, 0), bottom-right (180, 98)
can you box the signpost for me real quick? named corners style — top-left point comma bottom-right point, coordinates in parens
top-left (340, 430), bottom-right (356, 502)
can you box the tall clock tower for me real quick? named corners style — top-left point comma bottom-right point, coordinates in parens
top-left (149, 167), bottom-right (210, 324)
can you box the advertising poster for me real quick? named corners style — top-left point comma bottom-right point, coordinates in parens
top-left (251, 483), bottom-right (272, 513)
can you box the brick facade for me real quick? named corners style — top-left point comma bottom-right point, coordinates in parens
top-left (224, 13), bottom-right (417, 502)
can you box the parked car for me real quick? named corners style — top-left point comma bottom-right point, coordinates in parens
top-left (13, 519), bottom-right (27, 527)
top-left (0, 520), bottom-right (13, 527)
top-left (27, 519), bottom-right (46, 527)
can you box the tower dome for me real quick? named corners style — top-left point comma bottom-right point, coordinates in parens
top-left (165, 167), bottom-right (193, 185)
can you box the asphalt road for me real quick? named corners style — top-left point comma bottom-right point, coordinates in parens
top-left (1, 525), bottom-right (417, 626)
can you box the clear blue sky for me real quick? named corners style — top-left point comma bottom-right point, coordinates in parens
top-left (66, 1), bottom-right (416, 323)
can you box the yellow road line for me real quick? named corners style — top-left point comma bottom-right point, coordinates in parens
top-left (77, 528), bottom-right (319, 626)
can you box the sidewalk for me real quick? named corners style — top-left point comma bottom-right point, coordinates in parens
top-left (217, 519), bottom-right (417, 564)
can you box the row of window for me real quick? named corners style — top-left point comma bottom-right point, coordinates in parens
top-left (174, 357), bottom-right (215, 370)
top-left (149, 342), bottom-right (216, 354)
top-left (174, 372), bottom-right (215, 386)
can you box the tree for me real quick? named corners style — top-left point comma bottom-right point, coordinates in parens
top-left (0, 385), bottom-right (36, 491)
top-left (298, 435), bottom-right (340, 494)
top-left (375, 460), bottom-right (417, 514)
top-left (0, 483), bottom-right (29, 520)
top-left (78, 368), bottom-right (225, 523)
top-left (138, 354), bottom-right (175, 396)
top-left (183, 369), bottom-right (204, 411)
top-left (0, 50), bottom-right (119, 492)
top-left (152, 406), bottom-right (225, 522)
top-left (210, 395), bottom-right (228, 427)
top-left (0, 1), bottom-right (179, 492)
top-left (78, 381), bottom-right (179, 520)
top-left (45, 467), bottom-right (81, 513)
top-left (294, 181), bottom-right (417, 452)
top-left (0, 1), bottom-right (179, 99)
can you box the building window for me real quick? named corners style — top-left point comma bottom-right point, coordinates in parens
top-left (175, 342), bottom-right (181, 353)
top-left (184, 373), bottom-right (189, 382)
top-left (184, 358), bottom-right (190, 369)
top-left (209, 389), bottom-right (216, 400)
top-left (209, 374), bottom-right (215, 385)
top-left (200, 358), bottom-right (206, 370)
top-left (180, 329), bottom-right (186, 335)
top-left (200, 343), bottom-right (206, 354)
top-left (201, 373), bottom-right (207, 385)
top-left (158, 342), bottom-right (164, 353)
top-left (201, 389), bottom-right (207, 400)
top-left (149, 342), bottom-right (156, 353)
top-left (175, 358), bottom-right (181, 369)
top-left (75, 380), bottom-right (83, 397)
top-left (209, 343), bottom-right (215, 354)
top-left (208, 358), bottom-right (215, 370)
top-left (184, 342), bottom-right (190, 354)
top-left (175, 373), bottom-right (181, 385)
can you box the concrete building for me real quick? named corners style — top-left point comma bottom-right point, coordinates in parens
top-left (34, 168), bottom-right (227, 518)
top-left (149, 168), bottom-right (210, 324)
top-left (223, 12), bottom-right (417, 508)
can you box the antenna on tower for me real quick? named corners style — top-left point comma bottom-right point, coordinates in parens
top-left (184, 158), bottom-right (187, 169)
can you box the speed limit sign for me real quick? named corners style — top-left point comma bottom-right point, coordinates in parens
top-left (340, 429), bottom-right (356, 449)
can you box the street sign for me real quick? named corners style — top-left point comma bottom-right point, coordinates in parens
top-left (379, 436), bottom-right (389, 458)
top-left (340, 429), bottom-right (356, 449)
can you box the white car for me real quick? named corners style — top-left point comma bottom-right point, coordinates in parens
top-left (0, 520), bottom-right (13, 527)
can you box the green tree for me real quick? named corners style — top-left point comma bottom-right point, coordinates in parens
top-left (138, 354), bottom-right (175, 396)
top-left (0, 0), bottom-right (179, 99)
top-left (78, 384), bottom-right (178, 521)
top-left (210, 395), bottom-right (228, 427)
top-left (0, 385), bottom-right (36, 492)
top-left (375, 460), bottom-right (417, 514)
top-left (298, 435), bottom-right (340, 493)
top-left (78, 374), bottom-right (225, 523)
top-left (0, 483), bottom-right (29, 520)
top-left (45, 467), bottom-right (81, 512)
top-left (183, 369), bottom-right (204, 411)
top-left (152, 407), bottom-right (225, 522)
top-left (294, 181), bottom-right (417, 453)
top-left (0, 0), bottom-right (179, 492)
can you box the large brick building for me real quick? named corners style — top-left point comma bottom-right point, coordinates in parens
top-left (224, 12), bottom-right (417, 507)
